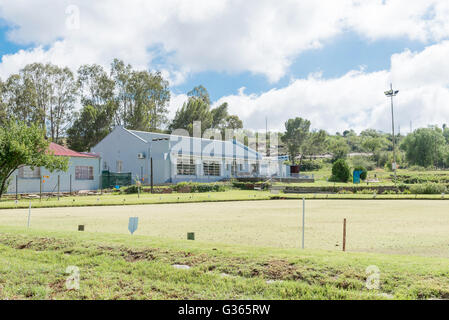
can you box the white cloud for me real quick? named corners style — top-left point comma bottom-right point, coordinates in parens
top-left (2, 1), bottom-right (449, 133)
top-left (214, 40), bottom-right (449, 134)
top-left (167, 92), bottom-right (188, 120)
top-left (2, 1), bottom-right (449, 82)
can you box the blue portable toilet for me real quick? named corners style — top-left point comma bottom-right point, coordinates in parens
top-left (353, 170), bottom-right (363, 184)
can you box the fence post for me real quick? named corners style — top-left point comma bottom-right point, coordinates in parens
top-left (15, 175), bottom-right (18, 200)
top-left (151, 157), bottom-right (154, 194)
top-left (302, 198), bottom-right (305, 249)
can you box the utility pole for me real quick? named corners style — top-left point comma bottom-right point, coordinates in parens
top-left (384, 84), bottom-right (399, 181)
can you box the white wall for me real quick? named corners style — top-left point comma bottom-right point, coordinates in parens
top-left (7, 156), bottom-right (100, 194)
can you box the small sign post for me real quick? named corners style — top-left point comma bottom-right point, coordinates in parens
top-left (343, 218), bottom-right (347, 252)
top-left (302, 198), bottom-right (305, 249)
top-left (27, 201), bottom-right (31, 228)
top-left (128, 217), bottom-right (139, 235)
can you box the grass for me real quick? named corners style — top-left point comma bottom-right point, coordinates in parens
top-left (0, 190), bottom-right (272, 209)
top-left (1, 226), bottom-right (449, 300)
top-left (1, 200), bottom-right (449, 258)
top-left (3, 188), bottom-right (449, 211)
top-left (280, 167), bottom-right (449, 186)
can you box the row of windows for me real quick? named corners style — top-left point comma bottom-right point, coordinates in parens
top-left (203, 161), bottom-right (221, 176)
top-left (176, 158), bottom-right (196, 176)
top-left (176, 158), bottom-right (221, 176)
top-left (18, 166), bottom-right (94, 181)
top-left (176, 159), bottom-right (260, 176)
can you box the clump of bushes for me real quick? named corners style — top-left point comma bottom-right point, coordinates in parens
top-left (357, 189), bottom-right (376, 194)
top-left (124, 185), bottom-right (139, 194)
top-left (329, 159), bottom-right (351, 182)
top-left (173, 182), bottom-right (228, 193)
top-left (299, 159), bottom-right (323, 171)
top-left (395, 174), bottom-right (449, 184)
top-left (409, 183), bottom-right (447, 194)
top-left (232, 181), bottom-right (271, 190)
top-left (337, 189), bottom-right (353, 194)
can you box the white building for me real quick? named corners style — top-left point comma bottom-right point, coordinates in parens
top-left (92, 126), bottom-right (285, 185)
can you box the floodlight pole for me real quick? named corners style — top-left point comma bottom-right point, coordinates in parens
top-left (385, 83), bottom-right (399, 182)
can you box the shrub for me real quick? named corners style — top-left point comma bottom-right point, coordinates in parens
top-left (330, 159), bottom-right (351, 182)
top-left (409, 183), bottom-right (447, 194)
top-left (173, 182), bottom-right (228, 193)
top-left (299, 159), bottom-right (323, 171)
top-left (232, 181), bottom-right (270, 190)
top-left (124, 185), bottom-right (139, 194)
top-left (353, 166), bottom-right (368, 181)
top-left (337, 189), bottom-right (353, 194)
top-left (357, 189), bottom-right (375, 194)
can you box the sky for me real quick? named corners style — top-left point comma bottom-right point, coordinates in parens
top-left (1, 0), bottom-right (449, 134)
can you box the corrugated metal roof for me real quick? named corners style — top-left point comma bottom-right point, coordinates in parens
top-left (126, 129), bottom-right (262, 160)
top-left (48, 143), bottom-right (99, 158)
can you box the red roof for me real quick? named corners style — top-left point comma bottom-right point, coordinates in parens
top-left (48, 143), bottom-right (99, 158)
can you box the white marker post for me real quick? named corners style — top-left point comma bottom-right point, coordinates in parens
top-left (27, 201), bottom-right (31, 228)
top-left (302, 198), bottom-right (305, 249)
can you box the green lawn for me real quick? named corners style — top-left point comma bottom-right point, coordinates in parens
top-left (3, 188), bottom-right (449, 211)
top-left (1, 200), bottom-right (448, 258)
top-left (0, 190), bottom-right (271, 209)
top-left (2, 198), bottom-right (449, 300)
top-left (1, 226), bottom-right (449, 300)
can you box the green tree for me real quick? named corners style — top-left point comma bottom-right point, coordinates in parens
top-left (281, 117), bottom-right (311, 165)
top-left (2, 73), bottom-right (40, 125)
top-left (2, 63), bottom-right (78, 142)
top-left (169, 95), bottom-right (213, 136)
top-left (328, 136), bottom-right (350, 162)
top-left (211, 102), bottom-right (243, 132)
top-left (0, 121), bottom-right (68, 198)
top-left (111, 59), bottom-right (170, 131)
top-left (49, 66), bottom-right (78, 143)
top-left (66, 105), bottom-right (113, 152)
top-left (331, 159), bottom-right (351, 182)
top-left (400, 127), bottom-right (445, 168)
top-left (169, 86), bottom-right (242, 137)
top-left (302, 130), bottom-right (328, 159)
top-left (0, 78), bottom-right (7, 125)
top-left (20, 63), bottom-right (54, 130)
top-left (69, 64), bottom-right (117, 151)
top-left (224, 114), bottom-right (243, 131)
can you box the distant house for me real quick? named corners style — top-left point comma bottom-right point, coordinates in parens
top-left (92, 126), bottom-right (286, 185)
top-left (7, 143), bottom-right (101, 194)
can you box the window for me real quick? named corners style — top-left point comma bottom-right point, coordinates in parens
top-left (203, 161), bottom-right (221, 176)
top-left (116, 160), bottom-right (123, 173)
top-left (177, 157), bottom-right (196, 176)
top-left (75, 166), bottom-right (94, 180)
top-left (18, 166), bottom-right (40, 179)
